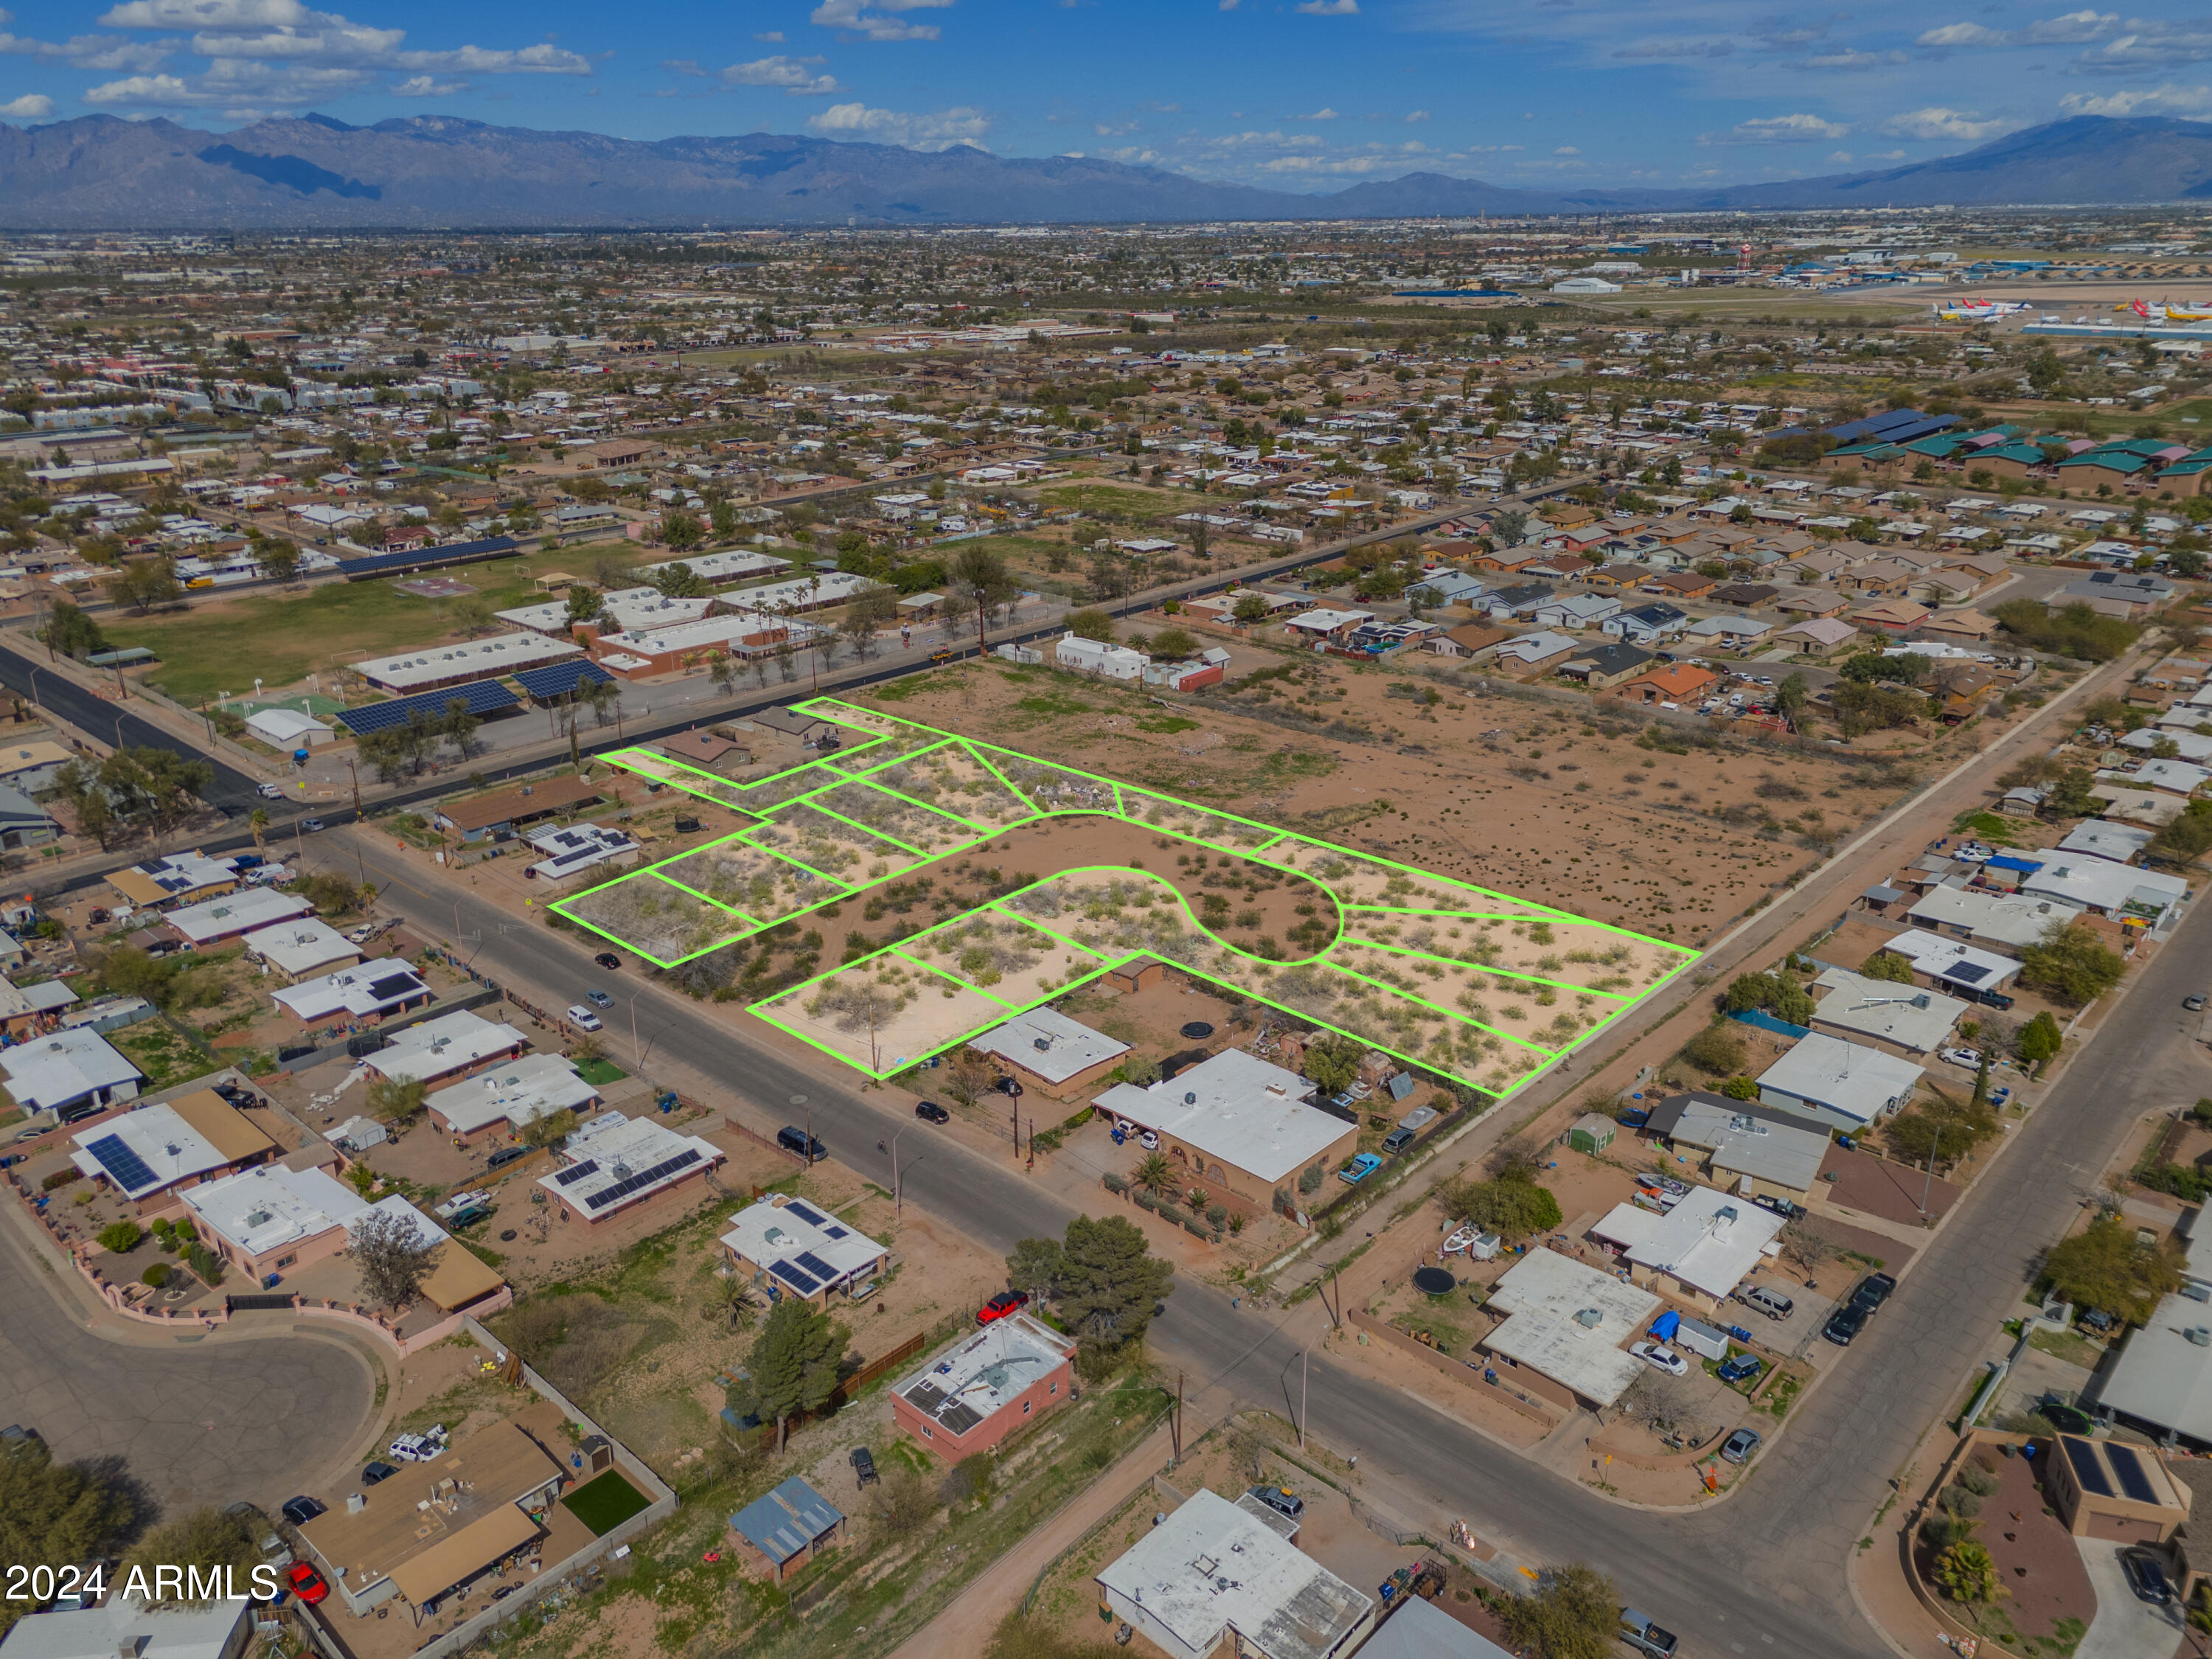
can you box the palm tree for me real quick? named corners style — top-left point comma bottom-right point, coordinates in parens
top-left (248, 807), bottom-right (268, 859)
top-left (1133, 1152), bottom-right (1173, 1195)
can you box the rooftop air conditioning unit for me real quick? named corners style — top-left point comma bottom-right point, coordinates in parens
top-left (1185, 1091), bottom-right (1197, 1105)
top-left (1032, 1036), bottom-right (1051, 1052)
top-left (246, 1209), bottom-right (272, 1227)
top-left (345, 1493), bottom-right (366, 1514)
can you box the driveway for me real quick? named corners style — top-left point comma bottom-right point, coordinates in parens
top-left (2075, 1540), bottom-right (2181, 1659)
top-left (0, 1220), bottom-right (378, 1517)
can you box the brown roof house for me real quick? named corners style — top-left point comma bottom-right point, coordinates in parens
top-left (1422, 621), bottom-right (1514, 660)
top-left (434, 775), bottom-right (602, 843)
top-left (968, 1006), bottom-right (1130, 1101)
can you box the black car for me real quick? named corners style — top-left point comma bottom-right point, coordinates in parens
top-left (849, 1446), bottom-right (877, 1486)
top-left (2121, 1548), bottom-right (2174, 1604)
top-left (594, 952), bottom-right (622, 971)
top-left (777, 1125), bottom-right (826, 1161)
top-left (1247, 1485), bottom-right (1302, 1520)
top-left (485, 1146), bottom-right (529, 1170)
top-left (1823, 1303), bottom-right (1870, 1346)
top-left (361, 1461), bottom-right (400, 1486)
top-left (914, 1102), bottom-right (950, 1124)
top-left (1849, 1273), bottom-right (1899, 1315)
top-left (280, 1497), bottom-right (325, 1527)
top-left (995, 1076), bottom-right (1023, 1097)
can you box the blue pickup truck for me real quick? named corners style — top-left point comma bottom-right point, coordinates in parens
top-left (1338, 1152), bottom-right (1382, 1184)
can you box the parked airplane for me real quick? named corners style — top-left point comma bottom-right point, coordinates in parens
top-left (1933, 298), bottom-right (2031, 321)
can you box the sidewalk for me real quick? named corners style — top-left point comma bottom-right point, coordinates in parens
top-left (884, 1420), bottom-right (1177, 1659)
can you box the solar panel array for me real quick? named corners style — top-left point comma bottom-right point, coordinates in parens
top-left (2063, 1436), bottom-right (2112, 1496)
top-left (335, 536), bottom-right (520, 580)
top-left (554, 1158), bottom-right (601, 1187)
top-left (823, 1224), bottom-right (849, 1239)
top-left (938, 1401), bottom-right (984, 1436)
top-left (2105, 1441), bottom-right (2161, 1504)
top-left (782, 1201), bottom-right (830, 1226)
top-left (513, 659), bottom-right (616, 702)
top-left (85, 1133), bottom-right (157, 1194)
top-left (768, 1257), bottom-right (820, 1295)
top-left (335, 678), bottom-right (520, 736)
top-left (365, 973), bottom-right (422, 1003)
top-left (794, 1249), bottom-right (838, 1282)
top-left (582, 1147), bottom-right (702, 1211)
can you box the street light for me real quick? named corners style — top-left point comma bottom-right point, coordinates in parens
top-left (890, 1127), bottom-right (903, 1215)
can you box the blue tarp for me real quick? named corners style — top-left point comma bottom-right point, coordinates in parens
top-left (1651, 1310), bottom-right (1680, 1341)
top-left (1986, 855), bottom-right (2044, 874)
top-left (1729, 1009), bottom-right (1812, 1040)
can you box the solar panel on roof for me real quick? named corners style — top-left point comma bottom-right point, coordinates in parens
top-left (1944, 963), bottom-right (1992, 985)
top-left (335, 536), bottom-right (520, 580)
top-left (783, 1200), bottom-right (829, 1226)
top-left (335, 679), bottom-right (519, 737)
top-left (2063, 1436), bottom-right (2113, 1497)
top-left (554, 1158), bottom-right (601, 1186)
top-left (514, 659), bottom-right (616, 702)
top-left (364, 973), bottom-right (420, 1001)
top-left (938, 1402), bottom-right (983, 1436)
top-left (2104, 1441), bottom-right (2160, 1504)
top-left (769, 1258), bottom-right (821, 1294)
top-left (85, 1133), bottom-right (157, 1194)
top-left (823, 1225), bottom-right (849, 1239)
top-left (582, 1148), bottom-right (701, 1210)
top-left (905, 1380), bottom-right (946, 1411)
top-left (794, 1250), bottom-right (837, 1281)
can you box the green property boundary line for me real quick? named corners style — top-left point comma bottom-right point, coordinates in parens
top-left (551, 823), bottom-right (852, 968)
top-left (1329, 935), bottom-right (1649, 1001)
top-left (570, 695), bottom-right (1697, 1094)
top-left (741, 803), bottom-right (931, 874)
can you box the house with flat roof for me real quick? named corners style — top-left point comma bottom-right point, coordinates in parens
top-left (1756, 1032), bottom-right (1924, 1131)
top-left (1097, 1488), bottom-right (1374, 1659)
top-left (0, 1597), bottom-right (251, 1659)
top-left (1808, 967), bottom-right (1966, 1057)
top-left (296, 1418), bottom-right (566, 1615)
top-left (1660, 1096), bottom-right (1832, 1208)
top-left (2021, 858), bottom-right (2190, 925)
top-left (364, 1010), bottom-right (528, 1087)
top-left (161, 887), bottom-right (314, 947)
top-left (69, 1091), bottom-right (274, 1212)
top-left (0, 975), bottom-right (77, 1039)
top-left (538, 1110), bottom-right (723, 1224)
top-left (245, 707), bottom-right (335, 750)
top-left (525, 821), bottom-right (639, 883)
top-left (434, 774), bottom-right (602, 842)
top-left (240, 917), bottom-right (361, 982)
top-left (108, 852), bottom-right (238, 910)
top-left (1906, 884), bottom-right (2081, 953)
top-left (425, 1053), bottom-right (599, 1142)
top-left (1093, 1049), bottom-right (1355, 1208)
top-left (891, 1312), bottom-right (1076, 1459)
top-left (4, 1027), bottom-right (144, 1119)
top-left (969, 1006), bottom-right (1130, 1100)
top-left (2091, 1293), bottom-right (2212, 1449)
top-left (1475, 1248), bottom-right (1661, 1412)
top-left (1588, 1184), bottom-right (1789, 1312)
top-left (1871, 928), bottom-right (2023, 1002)
top-left (273, 961), bottom-right (433, 1027)
top-left (720, 1192), bottom-right (888, 1308)
top-left (727, 1478), bottom-right (845, 1585)
top-left (0, 740), bottom-right (74, 797)
top-left (1357, 1597), bottom-right (1515, 1659)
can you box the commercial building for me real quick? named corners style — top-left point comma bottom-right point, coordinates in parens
top-left (1587, 1184), bottom-right (1790, 1312)
top-left (719, 1192), bottom-right (889, 1308)
top-left (1096, 1489), bottom-right (1374, 1659)
top-left (1092, 1049), bottom-right (1356, 1208)
top-left (364, 1010), bottom-right (529, 1088)
top-left (1755, 1033), bottom-right (1924, 1132)
top-left (434, 775), bottom-right (602, 843)
top-left (1054, 633), bottom-right (1150, 680)
top-left (891, 1313), bottom-right (1076, 1458)
top-left (69, 1091), bottom-right (274, 1212)
top-left (537, 1110), bottom-right (724, 1224)
top-left (5, 1028), bottom-right (144, 1119)
top-left (968, 1006), bottom-right (1131, 1100)
top-left (1475, 1248), bottom-right (1661, 1411)
top-left (727, 1478), bottom-right (845, 1585)
top-left (425, 1054), bottom-right (600, 1143)
top-left (352, 632), bottom-right (579, 695)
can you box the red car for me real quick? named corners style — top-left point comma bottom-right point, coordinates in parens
top-left (976, 1290), bottom-right (1029, 1325)
top-left (286, 1564), bottom-right (329, 1605)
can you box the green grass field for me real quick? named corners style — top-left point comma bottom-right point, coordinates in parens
top-left (1037, 483), bottom-right (1188, 524)
top-left (561, 1470), bottom-right (653, 1536)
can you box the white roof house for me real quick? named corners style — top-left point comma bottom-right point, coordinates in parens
top-left (1492, 630), bottom-right (1579, 665)
top-left (1479, 1248), bottom-right (1660, 1408)
top-left (240, 917), bottom-right (361, 980)
top-left (1281, 608), bottom-right (1376, 639)
top-left (1096, 1488), bottom-right (1374, 1659)
top-left (1756, 1032), bottom-right (1924, 1130)
top-left (181, 1162), bottom-right (368, 1262)
top-left (1905, 884), bottom-right (2081, 951)
top-left (2021, 858), bottom-right (2190, 920)
top-left (164, 887), bottom-right (314, 945)
top-left (7, 1028), bottom-right (143, 1115)
top-left (1874, 928), bottom-right (2023, 999)
top-left (2101, 758), bottom-right (2212, 797)
top-left (352, 631), bottom-right (580, 693)
top-left (425, 1053), bottom-right (599, 1136)
top-left (0, 1597), bottom-right (250, 1659)
top-left (244, 706), bottom-right (335, 748)
top-left (1054, 633), bottom-right (1150, 680)
top-left (525, 821), bottom-right (639, 883)
top-left (69, 1099), bottom-right (223, 1200)
top-left (2096, 1292), bottom-right (2212, 1445)
top-left (2054, 820), bottom-right (2157, 864)
top-left (1589, 1185), bottom-right (1787, 1304)
top-left (366, 1010), bottom-right (528, 1085)
top-left (721, 1193), bottom-right (888, 1299)
top-left (1666, 1098), bottom-right (1831, 1194)
top-left (970, 1006), bottom-right (1130, 1085)
top-left (1093, 1049), bottom-right (1341, 1187)
top-left (1809, 968), bottom-right (1966, 1055)
top-left (537, 1110), bottom-right (723, 1221)
top-left (272, 961), bottom-right (431, 1023)
top-left (0, 976), bottom-right (78, 1023)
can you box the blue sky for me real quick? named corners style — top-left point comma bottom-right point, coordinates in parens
top-left (0, 0), bottom-right (2206, 189)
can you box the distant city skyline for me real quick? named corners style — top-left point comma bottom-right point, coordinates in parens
top-left (0, 0), bottom-right (2201, 190)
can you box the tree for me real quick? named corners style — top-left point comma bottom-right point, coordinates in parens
top-left (254, 538), bottom-right (301, 584)
top-left (1231, 594), bottom-right (1270, 626)
top-left (1834, 681), bottom-right (1930, 737)
top-left (1150, 626), bottom-right (1198, 659)
top-left (565, 584), bottom-right (604, 626)
top-left (944, 1046), bottom-right (996, 1110)
top-left (1441, 1168), bottom-right (1564, 1239)
top-left (2042, 1214), bottom-right (2181, 1324)
top-left (440, 697), bottom-right (482, 762)
top-left (121, 1508), bottom-right (259, 1608)
top-left (1858, 950), bottom-right (1916, 984)
top-left (2017, 1010), bottom-right (2064, 1074)
top-left (365, 1075), bottom-right (428, 1124)
top-left (0, 1436), bottom-right (135, 1635)
top-left (2019, 919), bottom-right (2126, 1006)
top-left (728, 1295), bottom-right (849, 1450)
top-left (865, 1463), bottom-right (937, 1545)
top-left (522, 1107), bottom-right (578, 1149)
top-left (1682, 1023), bottom-right (1747, 1076)
top-left (651, 560), bottom-right (710, 599)
top-left (36, 600), bottom-right (108, 661)
top-left (349, 1206), bottom-right (439, 1309)
top-left (2045, 767), bottom-right (2100, 819)
top-left (1933, 1538), bottom-right (2003, 1609)
top-left (1775, 672), bottom-right (1808, 723)
top-left (1006, 1235), bottom-right (1067, 1301)
top-left (1722, 971), bottom-right (1813, 1027)
top-left (1499, 1563), bottom-right (1620, 1659)
top-left (661, 507), bottom-right (703, 549)
top-left (1062, 607), bottom-right (1117, 644)
top-left (1885, 1094), bottom-right (2000, 1169)
top-left (1489, 509), bottom-right (1529, 547)
top-left (101, 557), bottom-right (180, 616)
top-left (2152, 802), bottom-right (2212, 865)
top-left (1048, 1214), bottom-right (1175, 1372)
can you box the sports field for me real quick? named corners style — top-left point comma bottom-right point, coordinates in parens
top-left (552, 700), bottom-right (1697, 1102)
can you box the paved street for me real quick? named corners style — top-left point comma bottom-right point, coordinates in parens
top-left (0, 1215), bottom-right (378, 1516)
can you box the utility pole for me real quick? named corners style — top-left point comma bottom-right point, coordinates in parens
top-left (1172, 1371), bottom-right (1183, 1464)
top-left (631, 994), bottom-right (642, 1069)
top-left (1011, 1094), bottom-right (1020, 1161)
top-left (1299, 1348), bottom-right (1308, 1450)
top-left (1919, 1119), bottom-right (1947, 1218)
top-left (891, 1128), bottom-right (904, 1215)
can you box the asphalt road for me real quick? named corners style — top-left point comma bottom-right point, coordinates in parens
top-left (0, 1218), bottom-right (378, 1517)
top-left (346, 827), bottom-right (2212, 1658)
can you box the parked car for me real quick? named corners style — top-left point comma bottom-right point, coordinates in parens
top-left (1750, 1193), bottom-right (1801, 1220)
top-left (1382, 1126), bottom-right (1417, 1155)
top-left (849, 1446), bottom-right (877, 1486)
top-left (485, 1147), bottom-right (529, 1171)
top-left (1630, 1341), bottom-right (1688, 1377)
top-left (1719, 1427), bottom-right (1762, 1465)
top-left (2121, 1548), bottom-right (2174, 1604)
top-left (257, 782), bottom-right (285, 799)
top-left (300, 818), bottom-right (325, 833)
top-left (565, 1005), bottom-right (604, 1032)
top-left (585, 988), bottom-right (613, 1009)
top-left (777, 1126), bottom-right (826, 1161)
top-left (976, 1290), bottom-right (1029, 1324)
top-left (285, 1564), bottom-right (329, 1605)
top-left (595, 952), bottom-right (622, 971)
top-left (280, 1496), bottom-right (325, 1527)
top-left (1717, 1354), bottom-right (1764, 1386)
top-left (914, 1101), bottom-right (950, 1124)
top-left (1938, 1047), bottom-right (1983, 1069)
top-left (1823, 1303), bottom-right (1871, 1346)
top-left (1848, 1273), bottom-right (1898, 1315)
top-left (1618, 1607), bottom-right (1678, 1658)
top-left (361, 1461), bottom-right (400, 1486)
top-left (995, 1076), bottom-right (1023, 1097)
top-left (1138, 1130), bottom-right (1160, 1151)
top-left (2188, 995), bottom-right (2207, 1013)
top-left (1338, 1152), bottom-right (1383, 1184)
top-left (1247, 1485), bottom-right (1303, 1520)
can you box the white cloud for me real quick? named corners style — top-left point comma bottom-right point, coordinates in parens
top-left (1829, 149), bottom-right (1852, 161)
top-left (1219, 0), bottom-right (1237, 9)
top-left (1294, 0), bottom-right (1358, 15)
top-left (1705, 111), bottom-right (1850, 145)
top-left (810, 0), bottom-right (954, 43)
top-left (807, 100), bottom-right (989, 148)
top-left (1299, 105), bottom-right (1338, 119)
top-left (1405, 108), bottom-right (1429, 122)
top-left (2060, 83), bottom-right (2212, 116)
top-left (0, 91), bottom-right (52, 116)
top-left (754, 29), bottom-right (785, 40)
top-left (388, 73), bottom-right (460, 95)
top-left (82, 70), bottom-right (198, 102)
top-left (100, 0), bottom-right (309, 26)
top-left (721, 54), bottom-right (838, 94)
top-left (1554, 143), bottom-right (1579, 153)
top-left (1879, 105), bottom-right (2019, 140)
top-left (1794, 47), bottom-right (1907, 69)
top-left (1916, 10), bottom-right (2120, 48)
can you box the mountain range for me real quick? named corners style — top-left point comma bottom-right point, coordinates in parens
top-left (1, 112), bottom-right (2210, 229)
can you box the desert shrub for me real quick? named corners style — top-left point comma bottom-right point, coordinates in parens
top-left (1206, 1204), bottom-right (1228, 1227)
top-left (1938, 1485), bottom-right (1981, 1519)
top-left (140, 1262), bottom-right (170, 1288)
top-left (1957, 1462), bottom-right (2000, 1498)
top-left (1102, 1172), bottom-right (1128, 1194)
top-left (41, 1169), bottom-right (80, 1193)
top-left (1682, 1024), bottom-right (1747, 1076)
top-left (184, 1243), bottom-right (222, 1286)
top-left (97, 1220), bottom-right (142, 1254)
